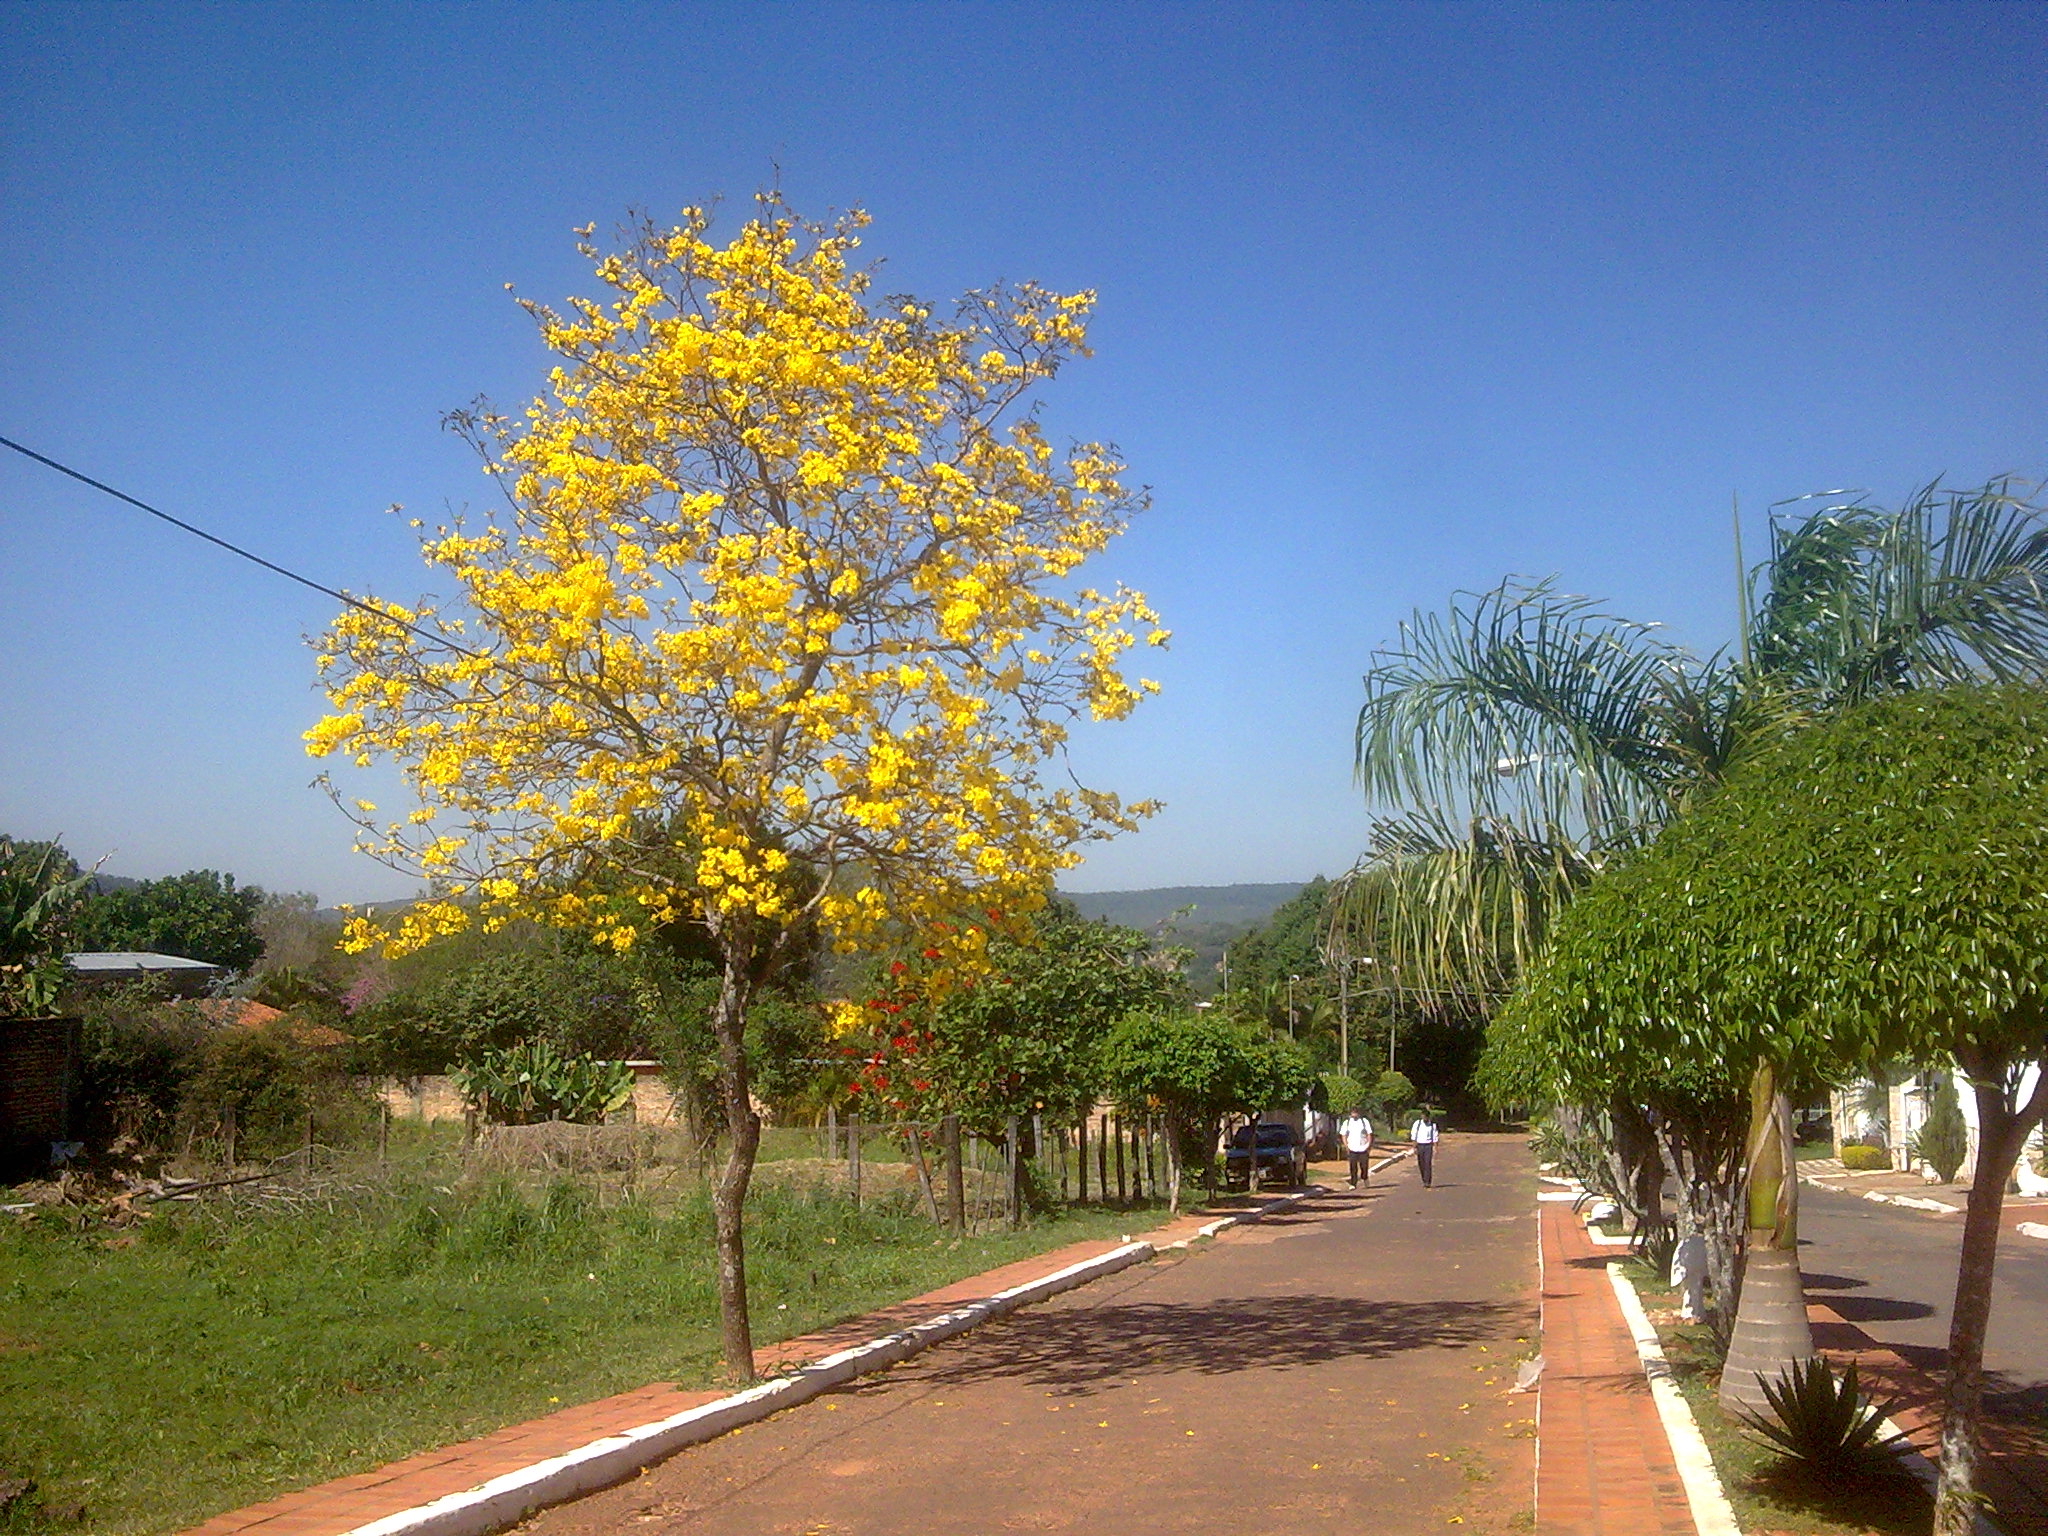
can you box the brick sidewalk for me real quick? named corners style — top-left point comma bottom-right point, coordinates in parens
top-left (1536, 1199), bottom-right (1696, 1535)
top-left (173, 1202), bottom-right (1257, 1536)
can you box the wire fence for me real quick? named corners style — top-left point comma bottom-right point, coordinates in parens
top-left (810, 1109), bottom-right (1179, 1230)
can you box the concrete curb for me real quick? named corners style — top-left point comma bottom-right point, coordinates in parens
top-left (1604, 1263), bottom-right (1741, 1536)
top-left (335, 1180), bottom-right (1347, 1536)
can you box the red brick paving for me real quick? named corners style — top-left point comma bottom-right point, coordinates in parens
top-left (172, 1203), bottom-right (1270, 1536)
top-left (1535, 1199), bottom-right (1696, 1535)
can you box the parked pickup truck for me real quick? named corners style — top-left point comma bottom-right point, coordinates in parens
top-left (1223, 1121), bottom-right (1308, 1190)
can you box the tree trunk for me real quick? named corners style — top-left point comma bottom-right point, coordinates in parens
top-left (1605, 1095), bottom-right (1665, 1236)
top-left (1652, 1097), bottom-right (1747, 1335)
top-left (1934, 1053), bottom-right (2045, 1535)
top-left (707, 946), bottom-right (760, 1380)
top-left (1720, 1062), bottom-right (1813, 1414)
top-left (1164, 1114), bottom-right (1184, 1215)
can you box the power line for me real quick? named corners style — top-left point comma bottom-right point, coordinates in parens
top-left (0, 432), bottom-right (471, 657)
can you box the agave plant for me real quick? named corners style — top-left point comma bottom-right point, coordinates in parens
top-left (1734, 1355), bottom-right (1915, 1479)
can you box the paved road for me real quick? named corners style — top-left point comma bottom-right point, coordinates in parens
top-left (517, 1135), bottom-right (1539, 1536)
top-left (1800, 1183), bottom-right (2048, 1410)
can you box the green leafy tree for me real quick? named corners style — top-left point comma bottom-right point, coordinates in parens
top-left (1341, 478), bottom-right (2048, 1366)
top-left (73, 869), bottom-right (267, 972)
top-left (846, 902), bottom-right (1187, 1134)
top-left (1319, 1071), bottom-right (1368, 1119)
top-left (1507, 686), bottom-right (2048, 1533)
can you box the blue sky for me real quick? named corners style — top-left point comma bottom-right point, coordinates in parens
top-left (3, 2), bottom-right (2043, 904)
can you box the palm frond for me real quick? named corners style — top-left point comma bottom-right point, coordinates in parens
top-left (1355, 580), bottom-right (1704, 845)
top-left (1328, 807), bottom-right (1602, 1000)
top-left (1753, 478), bottom-right (2048, 707)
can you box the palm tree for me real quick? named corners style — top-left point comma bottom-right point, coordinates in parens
top-left (1335, 477), bottom-right (2048, 1403)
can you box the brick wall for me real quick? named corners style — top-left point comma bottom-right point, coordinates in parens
top-left (375, 1069), bottom-right (681, 1125)
top-left (0, 1017), bottom-right (81, 1170)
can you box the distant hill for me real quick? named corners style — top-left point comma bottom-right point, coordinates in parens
top-left (1060, 883), bottom-right (1308, 933)
top-left (1060, 882), bottom-right (1311, 994)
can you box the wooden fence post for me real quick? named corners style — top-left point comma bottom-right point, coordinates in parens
top-left (378, 1100), bottom-right (390, 1162)
top-left (1114, 1115), bottom-right (1127, 1206)
top-left (1097, 1114), bottom-right (1109, 1200)
top-left (848, 1116), bottom-right (862, 1209)
top-left (1076, 1117), bottom-right (1089, 1203)
top-left (1005, 1115), bottom-right (1022, 1228)
top-left (943, 1113), bottom-right (966, 1232)
top-left (908, 1125), bottom-right (941, 1223)
top-left (826, 1104), bottom-right (838, 1161)
top-left (223, 1105), bottom-right (237, 1171)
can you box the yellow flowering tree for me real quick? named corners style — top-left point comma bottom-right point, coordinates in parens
top-left (306, 198), bottom-right (1165, 1375)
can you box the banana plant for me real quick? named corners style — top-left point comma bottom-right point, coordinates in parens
top-left (0, 836), bottom-right (92, 1017)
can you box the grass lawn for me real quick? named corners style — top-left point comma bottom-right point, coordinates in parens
top-left (0, 1131), bottom-right (1171, 1536)
top-left (1617, 1258), bottom-right (1932, 1536)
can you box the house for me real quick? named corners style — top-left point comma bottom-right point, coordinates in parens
top-left (1830, 1062), bottom-right (2046, 1190)
top-left (64, 951), bottom-right (221, 997)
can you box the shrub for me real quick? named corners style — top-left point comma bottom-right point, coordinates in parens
top-left (1374, 1069), bottom-right (1416, 1115)
top-left (175, 1024), bottom-right (374, 1159)
top-left (1912, 1075), bottom-right (1969, 1183)
top-left (73, 987), bottom-right (209, 1146)
top-left (1735, 1356), bottom-right (1913, 1478)
top-left (1840, 1144), bottom-right (1891, 1171)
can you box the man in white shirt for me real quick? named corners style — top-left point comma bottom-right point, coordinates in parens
top-left (1338, 1109), bottom-right (1375, 1188)
top-left (1409, 1111), bottom-right (1441, 1188)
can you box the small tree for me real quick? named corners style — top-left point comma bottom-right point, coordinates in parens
top-left (308, 199), bottom-right (1163, 1376)
top-left (1099, 1010), bottom-right (1312, 1212)
top-left (1511, 687), bottom-right (2048, 1534)
top-left (1913, 1075), bottom-right (1970, 1185)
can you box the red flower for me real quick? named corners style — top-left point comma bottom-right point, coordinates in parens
top-left (890, 960), bottom-right (907, 975)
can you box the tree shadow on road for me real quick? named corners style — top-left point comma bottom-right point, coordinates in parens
top-left (884, 1295), bottom-right (1526, 1396)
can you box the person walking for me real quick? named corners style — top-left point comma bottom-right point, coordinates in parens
top-left (1338, 1107), bottom-right (1375, 1188)
top-left (1409, 1110), bottom-right (1440, 1188)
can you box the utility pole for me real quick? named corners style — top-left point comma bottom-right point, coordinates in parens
top-left (1337, 960), bottom-right (1349, 1075)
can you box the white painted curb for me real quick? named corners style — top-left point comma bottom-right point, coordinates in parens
top-left (2017, 1221), bottom-right (2048, 1241)
top-left (1604, 1263), bottom-right (1742, 1536)
top-left (341, 1238), bottom-right (1154, 1536)
top-left (338, 1178), bottom-right (1357, 1536)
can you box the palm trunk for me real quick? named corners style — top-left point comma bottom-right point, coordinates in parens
top-left (1934, 1052), bottom-right (2045, 1536)
top-left (1720, 1062), bottom-right (1813, 1414)
top-left (707, 944), bottom-right (760, 1380)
